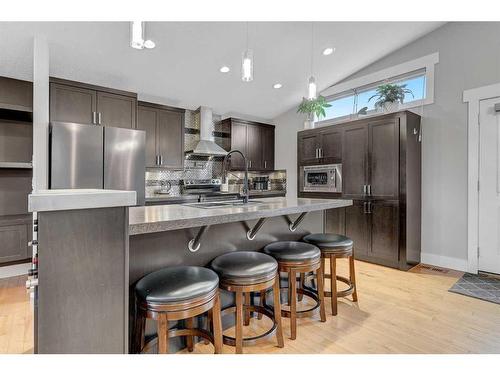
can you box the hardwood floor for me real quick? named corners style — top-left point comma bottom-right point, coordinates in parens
top-left (1, 260), bottom-right (500, 354)
top-left (0, 275), bottom-right (33, 354)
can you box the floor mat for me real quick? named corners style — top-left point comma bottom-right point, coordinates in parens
top-left (449, 273), bottom-right (500, 304)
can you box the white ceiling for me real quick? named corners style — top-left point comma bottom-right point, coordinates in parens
top-left (0, 22), bottom-right (444, 120)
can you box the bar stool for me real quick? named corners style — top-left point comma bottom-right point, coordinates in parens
top-left (303, 233), bottom-right (358, 316)
top-left (262, 241), bottom-right (326, 340)
top-left (133, 266), bottom-right (223, 354)
top-left (210, 251), bottom-right (284, 354)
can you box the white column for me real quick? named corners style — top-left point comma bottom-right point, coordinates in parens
top-left (32, 36), bottom-right (50, 191)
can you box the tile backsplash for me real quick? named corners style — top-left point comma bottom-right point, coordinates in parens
top-left (145, 108), bottom-right (286, 198)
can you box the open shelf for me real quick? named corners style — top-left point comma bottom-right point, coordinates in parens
top-left (0, 161), bottom-right (33, 169)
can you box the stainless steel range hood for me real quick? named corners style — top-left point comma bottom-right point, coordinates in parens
top-left (186, 106), bottom-right (228, 157)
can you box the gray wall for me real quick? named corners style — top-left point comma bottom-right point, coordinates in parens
top-left (273, 22), bottom-right (500, 267)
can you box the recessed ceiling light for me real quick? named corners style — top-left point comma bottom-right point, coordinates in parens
top-left (273, 83), bottom-right (283, 89)
top-left (322, 47), bottom-right (335, 56)
top-left (143, 40), bottom-right (156, 49)
top-left (220, 66), bottom-right (230, 73)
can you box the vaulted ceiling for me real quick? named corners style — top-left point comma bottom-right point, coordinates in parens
top-left (0, 22), bottom-right (444, 120)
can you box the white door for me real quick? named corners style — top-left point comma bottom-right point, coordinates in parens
top-left (479, 97), bottom-right (500, 274)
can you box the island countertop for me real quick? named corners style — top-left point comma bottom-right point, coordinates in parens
top-left (129, 197), bottom-right (352, 235)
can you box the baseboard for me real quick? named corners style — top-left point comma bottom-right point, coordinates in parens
top-left (420, 253), bottom-right (468, 272)
top-left (0, 262), bottom-right (30, 279)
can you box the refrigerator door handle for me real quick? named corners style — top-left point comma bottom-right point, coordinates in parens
top-left (98, 112), bottom-right (102, 125)
top-left (92, 111), bottom-right (96, 124)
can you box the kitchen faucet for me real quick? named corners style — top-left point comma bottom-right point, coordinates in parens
top-left (221, 150), bottom-right (249, 204)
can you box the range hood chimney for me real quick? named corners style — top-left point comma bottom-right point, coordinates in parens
top-left (187, 106), bottom-right (228, 157)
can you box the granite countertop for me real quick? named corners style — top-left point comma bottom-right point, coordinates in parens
top-left (129, 197), bottom-right (352, 235)
top-left (28, 189), bottom-right (137, 212)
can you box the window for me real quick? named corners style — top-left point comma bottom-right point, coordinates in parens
top-left (323, 69), bottom-right (427, 122)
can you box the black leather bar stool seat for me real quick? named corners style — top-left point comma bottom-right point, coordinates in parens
top-left (133, 266), bottom-right (223, 354)
top-left (136, 266), bottom-right (219, 304)
top-left (303, 233), bottom-right (353, 254)
top-left (211, 251), bottom-right (278, 285)
top-left (262, 241), bottom-right (326, 340)
top-left (210, 251), bottom-right (284, 354)
top-left (303, 233), bottom-right (358, 316)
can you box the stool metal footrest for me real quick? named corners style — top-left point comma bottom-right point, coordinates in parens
top-left (263, 285), bottom-right (321, 318)
top-left (221, 304), bottom-right (278, 346)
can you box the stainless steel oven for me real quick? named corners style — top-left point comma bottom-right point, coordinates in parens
top-left (300, 164), bottom-right (342, 193)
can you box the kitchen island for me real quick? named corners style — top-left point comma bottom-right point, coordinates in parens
top-left (30, 191), bottom-right (352, 353)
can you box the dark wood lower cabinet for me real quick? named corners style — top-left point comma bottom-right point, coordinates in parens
top-left (325, 200), bottom-right (407, 269)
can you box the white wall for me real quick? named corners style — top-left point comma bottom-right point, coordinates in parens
top-left (273, 22), bottom-right (500, 270)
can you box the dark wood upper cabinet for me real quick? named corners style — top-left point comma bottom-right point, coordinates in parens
top-left (158, 109), bottom-right (184, 169)
top-left (229, 121), bottom-right (247, 170)
top-left (368, 119), bottom-right (399, 199)
top-left (137, 106), bottom-right (158, 167)
top-left (319, 128), bottom-right (342, 163)
top-left (297, 131), bottom-right (320, 165)
top-left (50, 83), bottom-right (97, 124)
top-left (49, 78), bottom-right (137, 128)
top-left (137, 102), bottom-right (185, 170)
top-left (262, 126), bottom-right (275, 171)
top-left (246, 124), bottom-right (262, 170)
top-left (225, 118), bottom-right (275, 171)
top-left (97, 91), bottom-right (136, 129)
top-left (342, 125), bottom-right (368, 198)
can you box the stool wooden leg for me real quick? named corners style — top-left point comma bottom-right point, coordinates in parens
top-left (133, 310), bottom-right (146, 354)
top-left (204, 309), bottom-right (212, 345)
top-left (235, 291), bottom-right (244, 354)
top-left (298, 273), bottom-right (305, 302)
top-left (289, 270), bottom-right (297, 340)
top-left (272, 275), bottom-right (284, 348)
top-left (349, 255), bottom-right (358, 302)
top-left (212, 293), bottom-right (223, 354)
top-left (244, 292), bottom-right (251, 326)
top-left (258, 290), bottom-right (266, 320)
top-left (330, 254), bottom-right (338, 316)
top-left (316, 262), bottom-right (327, 322)
top-left (186, 317), bottom-right (194, 352)
top-left (157, 314), bottom-right (169, 354)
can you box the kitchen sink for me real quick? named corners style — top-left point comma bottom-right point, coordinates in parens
top-left (183, 200), bottom-right (262, 209)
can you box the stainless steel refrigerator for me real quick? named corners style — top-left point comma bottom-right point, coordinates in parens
top-left (49, 122), bottom-right (146, 205)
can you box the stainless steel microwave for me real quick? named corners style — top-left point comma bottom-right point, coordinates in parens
top-left (300, 164), bottom-right (342, 193)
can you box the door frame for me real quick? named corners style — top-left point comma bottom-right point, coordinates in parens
top-left (463, 82), bottom-right (500, 274)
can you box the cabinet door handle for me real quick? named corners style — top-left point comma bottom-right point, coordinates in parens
top-left (363, 185), bottom-right (366, 195)
top-left (92, 111), bottom-right (97, 124)
top-left (264, 160), bottom-right (267, 169)
top-left (363, 201), bottom-right (368, 214)
top-left (367, 201), bottom-right (372, 214)
top-left (367, 184), bottom-right (372, 196)
top-left (320, 148), bottom-right (323, 158)
top-left (98, 112), bottom-right (102, 125)
top-left (315, 148), bottom-right (319, 158)
top-left (160, 155), bottom-right (163, 165)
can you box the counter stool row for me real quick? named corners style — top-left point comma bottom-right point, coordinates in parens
top-left (132, 233), bottom-right (358, 354)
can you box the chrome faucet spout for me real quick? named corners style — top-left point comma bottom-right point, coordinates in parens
top-left (222, 150), bottom-right (249, 204)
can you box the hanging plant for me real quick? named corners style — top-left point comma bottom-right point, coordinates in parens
top-left (297, 96), bottom-right (332, 120)
top-left (368, 83), bottom-right (414, 109)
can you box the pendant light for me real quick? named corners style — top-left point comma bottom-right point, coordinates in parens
top-left (307, 23), bottom-right (317, 99)
top-left (130, 21), bottom-right (155, 50)
top-left (241, 22), bottom-right (254, 82)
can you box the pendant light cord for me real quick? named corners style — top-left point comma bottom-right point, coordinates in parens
top-left (246, 22), bottom-right (249, 50)
top-left (310, 22), bottom-right (314, 77)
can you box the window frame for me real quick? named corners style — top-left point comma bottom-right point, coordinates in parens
top-left (316, 52), bottom-right (438, 126)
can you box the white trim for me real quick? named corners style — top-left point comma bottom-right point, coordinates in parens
top-left (0, 263), bottom-right (30, 279)
top-left (463, 82), bottom-right (500, 274)
top-left (321, 52), bottom-right (439, 105)
top-left (421, 253), bottom-right (468, 272)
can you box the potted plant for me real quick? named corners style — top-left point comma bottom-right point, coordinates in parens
top-left (368, 83), bottom-right (414, 112)
top-left (297, 96), bottom-right (331, 129)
